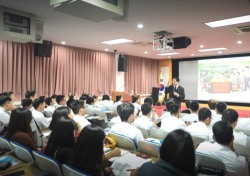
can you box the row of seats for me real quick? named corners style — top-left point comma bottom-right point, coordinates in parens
top-left (0, 136), bottom-right (88, 176)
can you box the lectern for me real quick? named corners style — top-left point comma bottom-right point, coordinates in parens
top-left (111, 91), bottom-right (132, 102)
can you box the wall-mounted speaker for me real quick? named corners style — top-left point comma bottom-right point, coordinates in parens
top-left (118, 54), bottom-right (127, 72)
top-left (34, 40), bottom-right (52, 57)
top-left (173, 36), bottom-right (191, 49)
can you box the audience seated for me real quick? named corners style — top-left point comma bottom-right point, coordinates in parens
top-left (5, 107), bottom-right (38, 150)
top-left (182, 101), bottom-right (199, 125)
top-left (181, 99), bottom-right (192, 114)
top-left (139, 97), bottom-right (160, 123)
top-left (32, 98), bottom-right (49, 129)
top-left (3, 91), bottom-right (16, 109)
top-left (44, 97), bottom-right (56, 114)
top-left (113, 95), bottom-right (123, 110)
top-left (21, 98), bottom-right (33, 110)
top-left (160, 104), bottom-right (186, 132)
top-left (25, 90), bottom-right (37, 102)
top-left (134, 129), bottom-right (195, 176)
top-left (196, 121), bottom-right (249, 176)
top-left (132, 95), bottom-right (141, 116)
top-left (45, 117), bottom-right (76, 164)
top-left (207, 99), bottom-right (217, 118)
top-left (66, 95), bottom-right (75, 108)
top-left (161, 100), bottom-right (174, 118)
top-left (51, 94), bottom-right (58, 108)
top-left (110, 103), bottom-right (144, 144)
top-left (68, 124), bottom-right (120, 176)
top-left (56, 95), bottom-right (67, 108)
top-left (0, 95), bottom-right (13, 133)
top-left (209, 101), bottom-right (227, 128)
top-left (186, 107), bottom-right (212, 140)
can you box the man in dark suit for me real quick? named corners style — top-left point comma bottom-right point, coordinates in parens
top-left (164, 77), bottom-right (185, 107)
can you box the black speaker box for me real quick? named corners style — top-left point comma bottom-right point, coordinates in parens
top-left (152, 87), bottom-right (159, 105)
top-left (118, 55), bottom-right (127, 72)
top-left (173, 36), bottom-right (191, 49)
top-left (34, 40), bottom-right (52, 57)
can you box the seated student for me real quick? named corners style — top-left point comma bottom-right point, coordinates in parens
top-left (51, 94), bottom-right (58, 108)
top-left (71, 100), bottom-right (91, 129)
top-left (68, 125), bottom-right (121, 176)
top-left (196, 121), bottom-right (249, 176)
top-left (132, 95), bottom-right (141, 116)
top-left (3, 91), bottom-right (16, 109)
top-left (25, 90), bottom-right (37, 102)
top-left (209, 101), bottom-right (227, 128)
top-left (160, 104), bottom-right (186, 132)
top-left (45, 117), bottom-right (76, 164)
top-left (0, 95), bottom-right (13, 133)
top-left (138, 97), bottom-right (160, 123)
top-left (44, 97), bottom-right (56, 114)
top-left (210, 109), bottom-right (250, 147)
top-left (113, 95), bottom-right (123, 110)
top-left (110, 103), bottom-right (144, 144)
top-left (186, 107), bottom-right (212, 140)
top-left (182, 101), bottom-right (199, 125)
top-left (207, 99), bottom-right (217, 118)
top-left (32, 98), bottom-right (50, 129)
top-left (181, 99), bottom-right (192, 114)
top-left (66, 95), bottom-right (75, 108)
top-left (21, 98), bottom-right (33, 111)
top-left (161, 100), bottom-right (175, 118)
top-left (134, 129), bottom-right (195, 176)
top-left (132, 103), bottom-right (157, 134)
top-left (5, 108), bottom-right (38, 151)
top-left (56, 95), bottom-right (67, 108)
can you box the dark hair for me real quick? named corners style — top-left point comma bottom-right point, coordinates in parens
top-left (144, 97), bottom-right (153, 105)
top-left (117, 103), bottom-right (134, 122)
top-left (190, 101), bottom-right (199, 112)
top-left (222, 109), bottom-right (238, 124)
top-left (86, 96), bottom-right (94, 105)
top-left (3, 91), bottom-right (14, 97)
top-left (69, 125), bottom-right (105, 176)
top-left (185, 100), bottom-right (191, 109)
top-left (173, 77), bottom-right (180, 82)
top-left (56, 95), bottom-right (65, 104)
top-left (102, 94), bottom-right (110, 101)
top-left (0, 95), bottom-right (12, 106)
top-left (216, 102), bottom-right (227, 114)
top-left (5, 108), bottom-right (33, 139)
top-left (49, 106), bottom-right (72, 130)
top-left (21, 98), bottom-right (33, 108)
top-left (51, 94), bottom-right (57, 99)
top-left (208, 99), bottom-right (217, 110)
top-left (39, 96), bottom-right (46, 101)
top-left (160, 129), bottom-right (195, 175)
top-left (71, 100), bottom-right (84, 114)
top-left (115, 95), bottom-right (122, 102)
top-left (198, 107), bottom-right (212, 121)
top-left (165, 100), bottom-right (175, 111)
top-left (132, 95), bottom-right (140, 103)
top-left (170, 104), bottom-right (180, 115)
top-left (45, 117), bottom-right (76, 159)
top-left (32, 98), bottom-right (45, 109)
top-left (25, 90), bottom-right (36, 99)
top-left (45, 97), bottom-right (52, 106)
top-left (213, 121), bottom-right (233, 145)
top-left (66, 95), bottom-right (75, 108)
top-left (141, 103), bottom-right (151, 116)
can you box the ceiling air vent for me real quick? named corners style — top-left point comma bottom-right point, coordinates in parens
top-left (231, 25), bottom-right (250, 35)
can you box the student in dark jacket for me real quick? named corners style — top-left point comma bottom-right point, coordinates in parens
top-left (133, 129), bottom-right (196, 176)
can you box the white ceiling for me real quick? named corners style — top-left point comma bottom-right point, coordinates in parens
top-left (1, 0), bottom-right (250, 59)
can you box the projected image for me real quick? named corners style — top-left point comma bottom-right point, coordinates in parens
top-left (198, 57), bottom-right (250, 103)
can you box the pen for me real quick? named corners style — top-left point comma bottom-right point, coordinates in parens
top-left (126, 169), bottom-right (136, 172)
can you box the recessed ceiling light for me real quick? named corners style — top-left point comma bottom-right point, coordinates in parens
top-left (137, 24), bottom-right (144, 29)
top-left (157, 52), bottom-right (180, 56)
top-left (237, 40), bottom-right (242, 44)
top-left (101, 38), bottom-right (133, 45)
top-left (144, 51), bottom-right (148, 54)
top-left (200, 45), bottom-right (204, 48)
top-left (218, 51), bottom-right (222, 54)
top-left (198, 48), bottom-right (228, 52)
top-left (105, 49), bottom-right (109, 51)
top-left (205, 15), bottom-right (250, 28)
top-left (61, 41), bottom-right (66, 45)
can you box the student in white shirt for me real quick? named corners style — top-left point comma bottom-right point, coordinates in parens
top-left (25, 90), bottom-right (37, 102)
top-left (160, 100), bottom-right (174, 119)
top-left (139, 97), bottom-right (160, 124)
top-left (196, 121), bottom-right (249, 176)
top-left (51, 94), bottom-right (58, 108)
top-left (186, 107), bottom-right (212, 140)
top-left (0, 96), bottom-right (13, 133)
top-left (56, 95), bottom-right (67, 108)
top-left (133, 103), bottom-right (157, 133)
top-left (113, 95), bottom-right (123, 110)
top-left (209, 101), bottom-right (227, 129)
top-left (71, 100), bottom-right (91, 129)
top-left (207, 99), bottom-right (217, 118)
top-left (32, 98), bottom-right (49, 129)
top-left (21, 98), bottom-right (34, 111)
top-left (132, 95), bottom-right (141, 116)
top-left (182, 101), bottom-right (199, 125)
top-left (44, 97), bottom-right (56, 114)
top-left (110, 103), bottom-right (144, 144)
top-left (160, 104), bottom-right (186, 132)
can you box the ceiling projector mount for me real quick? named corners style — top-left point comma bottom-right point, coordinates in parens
top-left (153, 30), bottom-right (174, 52)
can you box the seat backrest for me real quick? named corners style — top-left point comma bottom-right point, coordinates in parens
top-left (62, 164), bottom-right (90, 176)
top-left (43, 111), bottom-right (53, 117)
top-left (108, 133), bottom-right (136, 150)
top-left (0, 136), bottom-right (12, 151)
top-left (137, 141), bottom-right (159, 157)
top-left (134, 125), bottom-right (149, 139)
top-left (10, 141), bottom-right (34, 163)
top-left (150, 128), bottom-right (168, 140)
top-left (234, 143), bottom-right (250, 159)
top-left (235, 128), bottom-right (250, 136)
top-left (195, 151), bottom-right (226, 176)
top-left (32, 150), bottom-right (63, 176)
top-left (191, 136), bottom-right (205, 149)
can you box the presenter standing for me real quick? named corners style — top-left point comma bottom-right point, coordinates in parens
top-left (165, 77), bottom-right (185, 107)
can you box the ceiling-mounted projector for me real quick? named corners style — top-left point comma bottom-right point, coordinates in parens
top-left (50, 0), bottom-right (124, 22)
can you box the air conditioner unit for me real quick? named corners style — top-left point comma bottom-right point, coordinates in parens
top-left (50, 0), bottom-right (124, 22)
top-left (0, 6), bottom-right (43, 43)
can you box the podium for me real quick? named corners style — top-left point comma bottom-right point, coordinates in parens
top-left (111, 91), bottom-right (132, 102)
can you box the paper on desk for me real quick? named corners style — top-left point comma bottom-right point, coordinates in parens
top-left (108, 149), bottom-right (130, 162)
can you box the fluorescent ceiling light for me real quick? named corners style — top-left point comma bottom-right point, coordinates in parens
top-left (101, 38), bottom-right (133, 45)
top-left (198, 48), bottom-right (228, 52)
top-left (61, 41), bottom-right (66, 45)
top-left (157, 52), bottom-right (180, 56)
top-left (137, 24), bottom-right (144, 29)
top-left (205, 15), bottom-right (250, 28)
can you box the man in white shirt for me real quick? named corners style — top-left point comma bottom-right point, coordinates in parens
top-left (182, 101), bottom-right (199, 125)
top-left (207, 99), bottom-right (217, 118)
top-left (186, 107), bottom-right (212, 140)
top-left (0, 96), bottom-right (13, 133)
top-left (209, 101), bottom-right (227, 128)
top-left (160, 104), bottom-right (186, 132)
top-left (32, 98), bottom-right (49, 129)
top-left (139, 97), bottom-right (160, 124)
top-left (110, 103), bottom-right (144, 144)
top-left (44, 97), bottom-right (56, 115)
top-left (133, 103), bottom-right (157, 134)
top-left (71, 100), bottom-right (91, 129)
top-left (25, 90), bottom-right (37, 102)
top-left (56, 95), bottom-right (67, 108)
top-left (196, 121), bottom-right (249, 176)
